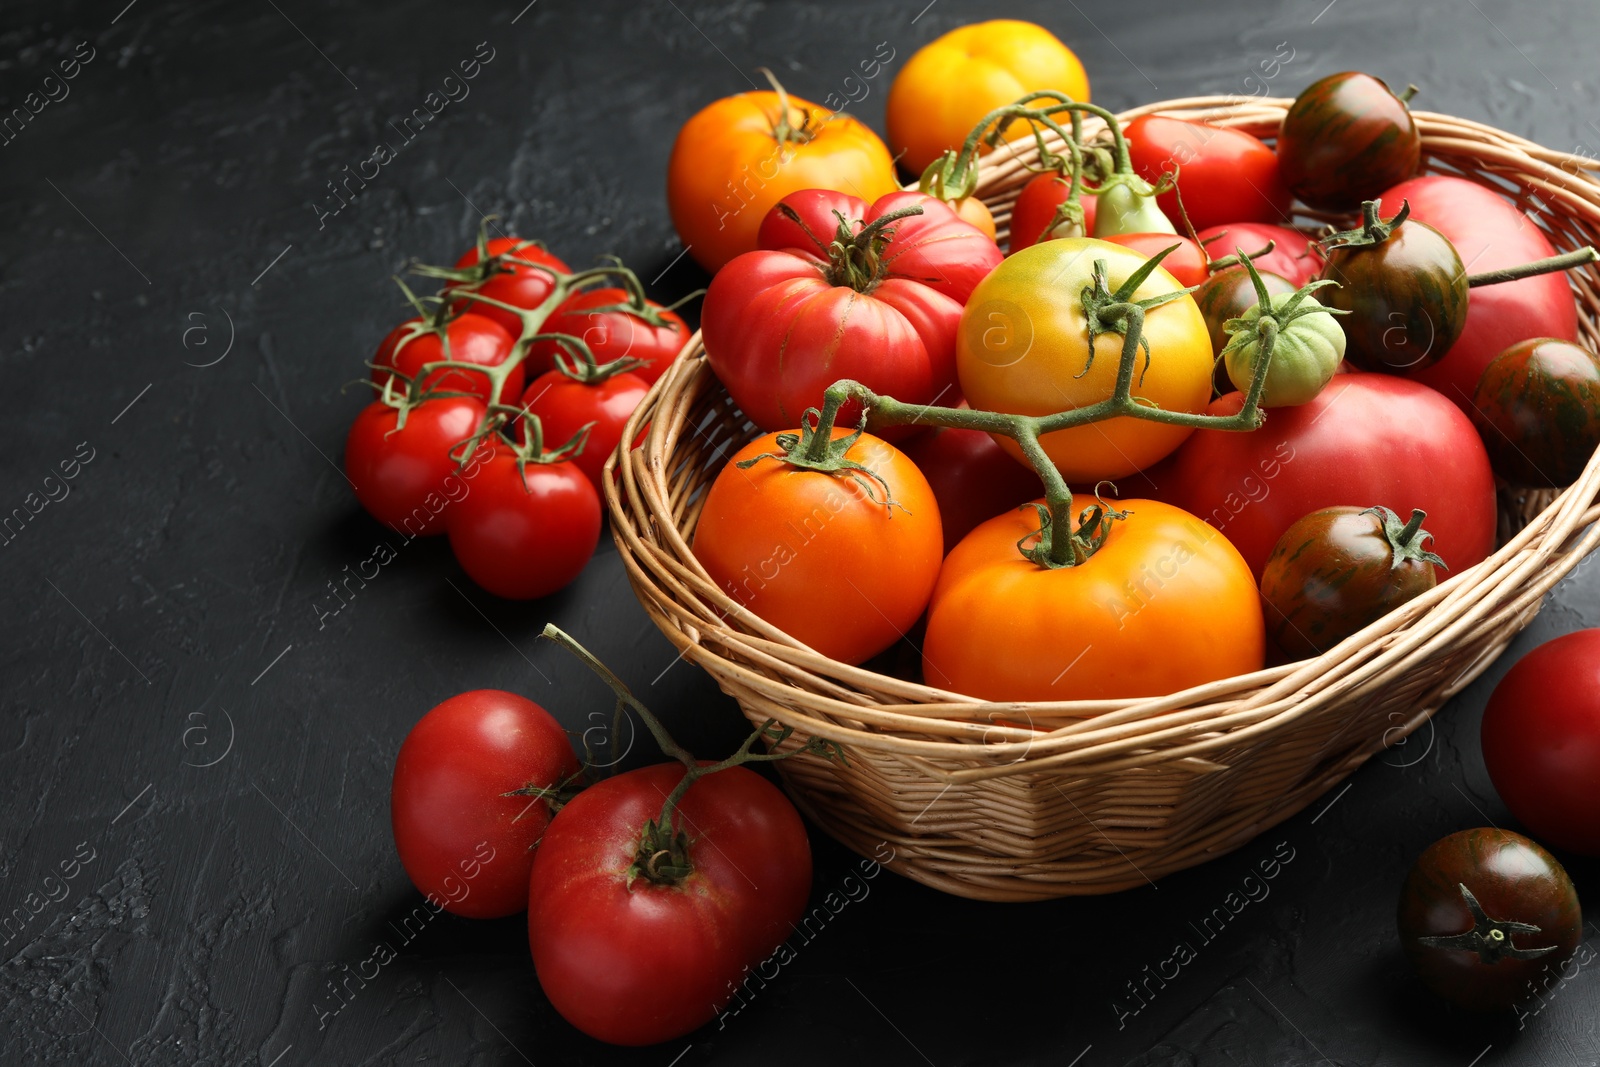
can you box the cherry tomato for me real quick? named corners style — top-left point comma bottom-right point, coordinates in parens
top-left (1008, 174), bottom-right (1095, 253)
top-left (391, 690), bottom-right (579, 919)
top-left (887, 20), bottom-right (1090, 176)
top-left (344, 395), bottom-right (487, 537)
top-left (446, 445), bottom-right (601, 600)
top-left (1278, 72), bottom-right (1420, 211)
top-left (1195, 222), bottom-right (1323, 287)
top-left (371, 313), bottom-right (520, 406)
top-left (1156, 374), bottom-right (1497, 578)
top-left (1482, 629), bottom-right (1600, 855)
top-left (524, 287), bottom-right (689, 385)
top-left (528, 762), bottom-right (811, 1046)
top-left (1192, 266), bottom-right (1297, 357)
top-left (447, 237), bottom-right (573, 340)
top-left (903, 423), bottom-right (1041, 553)
top-left (1471, 338), bottom-right (1600, 488)
top-left (1102, 233), bottom-right (1210, 287)
top-left (1398, 828), bottom-right (1582, 1011)
top-left (1123, 114), bottom-right (1292, 232)
top-left (519, 370), bottom-right (649, 490)
top-left (924, 498), bottom-right (1264, 700)
top-left (692, 429), bottom-right (943, 666)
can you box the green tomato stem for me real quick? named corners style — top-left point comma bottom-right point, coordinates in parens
top-left (1467, 247), bottom-right (1599, 287)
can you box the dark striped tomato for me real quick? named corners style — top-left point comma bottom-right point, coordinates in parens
top-left (1472, 338), bottom-right (1600, 487)
top-left (1317, 216), bottom-right (1467, 372)
top-left (1278, 72), bottom-right (1420, 211)
top-left (1192, 266), bottom-right (1297, 358)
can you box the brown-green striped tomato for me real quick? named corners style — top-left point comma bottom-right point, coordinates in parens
top-left (1471, 338), bottom-right (1600, 488)
top-left (1277, 72), bottom-right (1421, 211)
top-left (1317, 218), bottom-right (1467, 373)
top-left (1222, 291), bottom-right (1346, 407)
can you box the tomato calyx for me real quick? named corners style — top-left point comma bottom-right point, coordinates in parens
top-left (502, 766), bottom-right (590, 825)
top-left (735, 409), bottom-right (903, 510)
top-left (1017, 485), bottom-right (1130, 568)
top-left (1415, 882), bottom-right (1561, 964)
top-left (1219, 253), bottom-right (1350, 406)
top-left (756, 67), bottom-right (821, 148)
top-left (778, 201), bottom-right (927, 294)
top-left (1364, 505), bottom-right (1447, 573)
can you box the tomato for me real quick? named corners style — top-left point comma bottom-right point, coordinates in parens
top-left (528, 762), bottom-right (811, 1046)
top-left (371, 313), bottom-right (520, 406)
top-left (1260, 506), bottom-right (1442, 659)
top-left (957, 238), bottom-right (1213, 481)
top-left (667, 83), bottom-right (898, 273)
top-left (1123, 114), bottom-right (1292, 232)
top-left (952, 196), bottom-right (998, 241)
top-left (1156, 374), bottom-right (1497, 578)
top-left (525, 287), bottom-right (689, 385)
top-left (923, 498), bottom-right (1264, 700)
top-left (692, 429), bottom-right (942, 666)
top-left (903, 423), bottom-right (1041, 552)
top-left (1472, 338), bottom-right (1600, 488)
top-left (518, 370), bottom-right (649, 490)
top-left (345, 395), bottom-right (487, 537)
top-left (1377, 176), bottom-right (1580, 413)
top-left (446, 445), bottom-right (601, 600)
top-left (1398, 828), bottom-right (1582, 1012)
top-left (391, 690), bottom-right (579, 919)
top-left (1278, 72), bottom-right (1420, 211)
top-left (1008, 174), bottom-right (1095, 252)
top-left (1221, 290), bottom-right (1346, 407)
top-left (448, 237), bottom-right (572, 340)
top-left (1481, 630), bottom-right (1600, 855)
top-left (1195, 222), bottom-right (1323, 287)
top-left (1102, 233), bottom-right (1209, 288)
top-left (1193, 266), bottom-right (1297, 357)
top-left (886, 20), bottom-right (1090, 176)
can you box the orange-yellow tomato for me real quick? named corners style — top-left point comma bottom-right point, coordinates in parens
top-left (953, 197), bottom-right (998, 241)
top-left (887, 21), bottom-right (1091, 177)
top-left (692, 430), bottom-right (943, 666)
top-left (956, 238), bottom-right (1213, 482)
top-left (667, 90), bottom-right (899, 274)
top-left (923, 499), bottom-right (1264, 701)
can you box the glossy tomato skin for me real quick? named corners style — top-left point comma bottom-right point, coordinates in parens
top-left (1398, 828), bottom-right (1582, 1012)
top-left (1278, 72), bottom-right (1420, 211)
top-left (1008, 174), bottom-right (1095, 252)
top-left (903, 424), bottom-right (1041, 552)
top-left (446, 447), bottom-right (601, 600)
top-left (887, 20), bottom-right (1090, 176)
top-left (1102, 233), bottom-right (1210, 287)
top-left (527, 763), bottom-right (811, 1046)
top-left (692, 430), bottom-right (943, 666)
top-left (957, 238), bottom-right (1213, 481)
top-left (1195, 222), bottom-right (1323, 287)
top-left (1156, 375), bottom-right (1496, 578)
top-left (525, 287), bottom-right (689, 384)
top-left (924, 498), bottom-right (1264, 700)
top-left (668, 90), bottom-right (898, 273)
top-left (1378, 176), bottom-right (1580, 413)
top-left (1318, 219), bottom-right (1467, 373)
top-left (1193, 267), bottom-right (1298, 358)
top-left (1472, 338), bottom-right (1600, 488)
top-left (1482, 630), bottom-right (1600, 855)
top-left (372, 314), bottom-right (520, 405)
top-left (1259, 506), bottom-right (1439, 660)
top-left (391, 690), bottom-right (579, 919)
top-left (345, 396), bottom-right (487, 536)
top-left (520, 370), bottom-right (650, 490)
top-left (1123, 114), bottom-right (1292, 232)
top-left (447, 237), bottom-right (572, 340)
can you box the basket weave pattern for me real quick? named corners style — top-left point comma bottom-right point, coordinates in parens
top-left (606, 98), bottom-right (1600, 901)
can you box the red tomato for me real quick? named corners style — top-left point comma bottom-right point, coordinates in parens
top-left (344, 395), bottom-right (486, 536)
top-left (391, 690), bottom-right (580, 918)
top-left (1377, 176), bottom-right (1579, 413)
top-left (527, 763), bottom-right (811, 1046)
top-left (1155, 374), bottom-right (1496, 578)
top-left (447, 237), bottom-right (573, 340)
top-left (904, 424), bottom-right (1041, 552)
top-left (524, 287), bottom-right (689, 384)
top-left (519, 370), bottom-right (650, 490)
top-left (1482, 630), bottom-right (1600, 855)
top-left (446, 446), bottom-right (601, 599)
top-left (1102, 233), bottom-right (1210, 287)
top-left (1124, 114), bottom-right (1292, 232)
top-left (371, 313), bottom-right (520, 406)
top-left (1195, 222), bottom-right (1324, 287)
top-left (1008, 173), bottom-right (1096, 252)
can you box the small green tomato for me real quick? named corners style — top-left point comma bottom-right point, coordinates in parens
top-left (1223, 289), bottom-right (1347, 407)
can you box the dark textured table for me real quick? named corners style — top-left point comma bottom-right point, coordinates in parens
top-left (3, 1), bottom-right (1598, 1064)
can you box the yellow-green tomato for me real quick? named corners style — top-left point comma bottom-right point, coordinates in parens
top-left (1223, 292), bottom-right (1346, 407)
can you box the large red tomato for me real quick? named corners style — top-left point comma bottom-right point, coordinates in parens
top-left (1124, 114), bottom-right (1292, 232)
top-left (1195, 222), bottom-right (1324, 287)
top-left (1156, 374), bottom-right (1496, 578)
top-left (1377, 176), bottom-right (1580, 413)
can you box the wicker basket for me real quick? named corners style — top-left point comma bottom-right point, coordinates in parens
top-left (605, 97), bottom-right (1600, 902)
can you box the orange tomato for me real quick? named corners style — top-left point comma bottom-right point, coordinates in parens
top-left (887, 21), bottom-right (1091, 177)
top-left (953, 197), bottom-right (998, 241)
top-left (692, 430), bottom-right (943, 666)
top-left (924, 499), bottom-right (1264, 701)
top-left (667, 88), bottom-right (899, 274)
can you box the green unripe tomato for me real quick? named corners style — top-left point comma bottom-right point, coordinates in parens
top-left (1224, 292), bottom-right (1346, 407)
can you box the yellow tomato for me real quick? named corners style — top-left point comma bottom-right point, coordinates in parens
top-left (956, 238), bottom-right (1213, 482)
top-left (887, 20), bottom-right (1091, 176)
